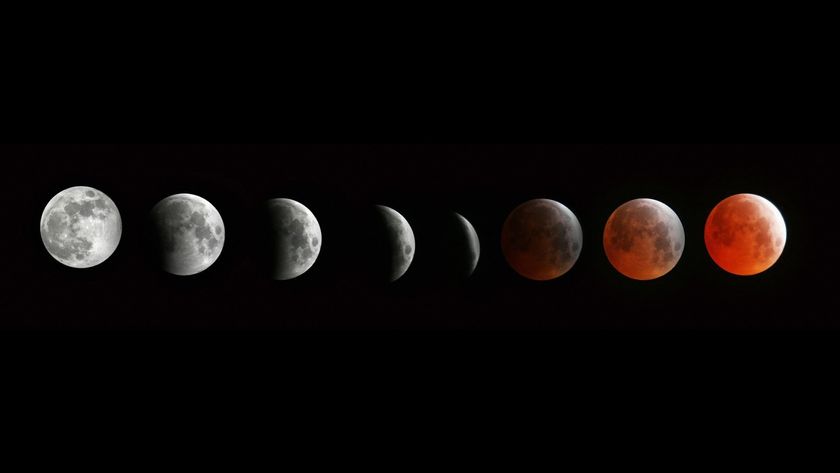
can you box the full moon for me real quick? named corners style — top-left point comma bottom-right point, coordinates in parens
top-left (264, 198), bottom-right (322, 280)
top-left (603, 198), bottom-right (685, 280)
top-left (150, 193), bottom-right (225, 276)
top-left (40, 186), bottom-right (122, 268)
top-left (501, 199), bottom-right (583, 281)
top-left (705, 193), bottom-right (786, 276)
top-left (377, 205), bottom-right (416, 282)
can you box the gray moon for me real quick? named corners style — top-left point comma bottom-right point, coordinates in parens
top-left (377, 205), bottom-right (416, 282)
top-left (150, 193), bottom-right (225, 276)
top-left (265, 198), bottom-right (322, 280)
top-left (40, 186), bottom-right (122, 268)
top-left (455, 212), bottom-right (480, 277)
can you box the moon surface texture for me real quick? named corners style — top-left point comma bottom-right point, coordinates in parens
top-left (40, 186), bottom-right (122, 268)
top-left (150, 194), bottom-right (225, 276)
top-left (705, 193), bottom-right (786, 276)
top-left (501, 199), bottom-right (583, 281)
top-left (377, 205), bottom-right (416, 282)
top-left (265, 198), bottom-right (322, 280)
top-left (603, 198), bottom-right (685, 280)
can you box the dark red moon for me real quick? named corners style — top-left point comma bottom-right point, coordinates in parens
top-left (501, 199), bottom-right (583, 281)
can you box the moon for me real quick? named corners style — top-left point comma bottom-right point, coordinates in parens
top-left (501, 199), bottom-right (583, 281)
top-left (447, 212), bottom-right (480, 278)
top-left (705, 193), bottom-right (786, 276)
top-left (40, 186), bottom-right (122, 268)
top-left (603, 198), bottom-right (685, 280)
top-left (376, 205), bottom-right (416, 282)
top-left (264, 198), bottom-right (322, 280)
top-left (150, 193), bottom-right (225, 276)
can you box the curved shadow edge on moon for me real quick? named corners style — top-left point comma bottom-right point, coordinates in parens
top-left (40, 186), bottom-right (122, 268)
top-left (501, 199), bottom-right (583, 281)
top-left (603, 198), bottom-right (685, 280)
top-left (265, 198), bottom-right (322, 280)
top-left (454, 212), bottom-right (480, 278)
top-left (150, 193), bottom-right (226, 276)
top-left (704, 193), bottom-right (787, 276)
top-left (377, 205), bottom-right (415, 282)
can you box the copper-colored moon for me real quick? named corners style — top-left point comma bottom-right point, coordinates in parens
top-left (603, 198), bottom-right (685, 280)
top-left (501, 199), bottom-right (583, 281)
top-left (704, 193), bottom-right (786, 276)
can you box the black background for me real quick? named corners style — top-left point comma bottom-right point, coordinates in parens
top-left (0, 144), bottom-right (833, 331)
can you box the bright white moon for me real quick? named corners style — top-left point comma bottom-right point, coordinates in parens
top-left (40, 186), bottom-right (122, 268)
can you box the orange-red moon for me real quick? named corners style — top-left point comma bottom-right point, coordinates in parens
top-left (603, 198), bottom-right (685, 280)
top-left (704, 193), bottom-right (786, 276)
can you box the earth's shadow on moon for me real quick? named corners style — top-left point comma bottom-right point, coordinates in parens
top-left (409, 211), bottom-right (481, 286)
top-left (340, 204), bottom-right (416, 288)
top-left (252, 199), bottom-right (322, 282)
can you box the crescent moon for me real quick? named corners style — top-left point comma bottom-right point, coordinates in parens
top-left (376, 205), bottom-right (416, 282)
top-left (454, 212), bottom-right (480, 277)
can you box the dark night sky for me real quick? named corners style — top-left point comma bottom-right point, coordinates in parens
top-left (0, 144), bottom-right (833, 330)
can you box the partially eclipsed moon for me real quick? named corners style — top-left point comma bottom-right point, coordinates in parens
top-left (603, 198), bottom-right (685, 280)
top-left (40, 186), bottom-right (122, 268)
top-left (265, 198), bottom-right (322, 280)
top-left (501, 199), bottom-right (583, 281)
top-left (705, 193), bottom-right (786, 276)
top-left (150, 193), bottom-right (225, 276)
top-left (454, 212), bottom-right (480, 278)
top-left (376, 205), bottom-right (415, 282)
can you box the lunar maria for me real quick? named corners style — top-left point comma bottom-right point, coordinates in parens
top-left (40, 188), bottom-right (787, 280)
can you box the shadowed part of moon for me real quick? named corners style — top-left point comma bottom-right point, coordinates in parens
top-left (501, 199), bottom-right (583, 281)
top-left (450, 212), bottom-right (480, 278)
top-left (150, 194), bottom-right (225, 276)
top-left (265, 198), bottom-right (322, 280)
top-left (376, 205), bottom-right (416, 282)
top-left (705, 193), bottom-right (786, 276)
top-left (603, 198), bottom-right (685, 280)
top-left (40, 186), bottom-right (122, 268)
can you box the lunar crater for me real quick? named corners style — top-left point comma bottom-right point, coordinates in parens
top-left (501, 199), bottom-right (583, 281)
top-left (603, 199), bottom-right (684, 280)
top-left (705, 193), bottom-right (786, 276)
top-left (264, 198), bottom-right (322, 280)
top-left (40, 186), bottom-right (122, 268)
top-left (376, 205), bottom-right (416, 282)
top-left (150, 194), bottom-right (225, 276)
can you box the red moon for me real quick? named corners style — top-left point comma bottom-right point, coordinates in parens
top-left (603, 198), bottom-right (685, 280)
top-left (704, 193), bottom-right (786, 276)
top-left (501, 199), bottom-right (583, 281)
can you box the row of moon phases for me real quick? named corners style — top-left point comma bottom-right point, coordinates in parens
top-left (40, 187), bottom-right (787, 280)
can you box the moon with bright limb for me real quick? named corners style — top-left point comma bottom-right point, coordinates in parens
top-left (705, 193), bottom-right (786, 276)
top-left (501, 199), bottom-right (583, 281)
top-left (150, 193), bottom-right (225, 276)
top-left (264, 198), bottom-right (322, 280)
top-left (40, 186), bottom-right (122, 268)
top-left (450, 212), bottom-right (480, 278)
top-left (376, 205), bottom-right (415, 282)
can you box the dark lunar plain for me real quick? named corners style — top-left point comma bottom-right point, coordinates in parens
top-left (0, 144), bottom-right (835, 330)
